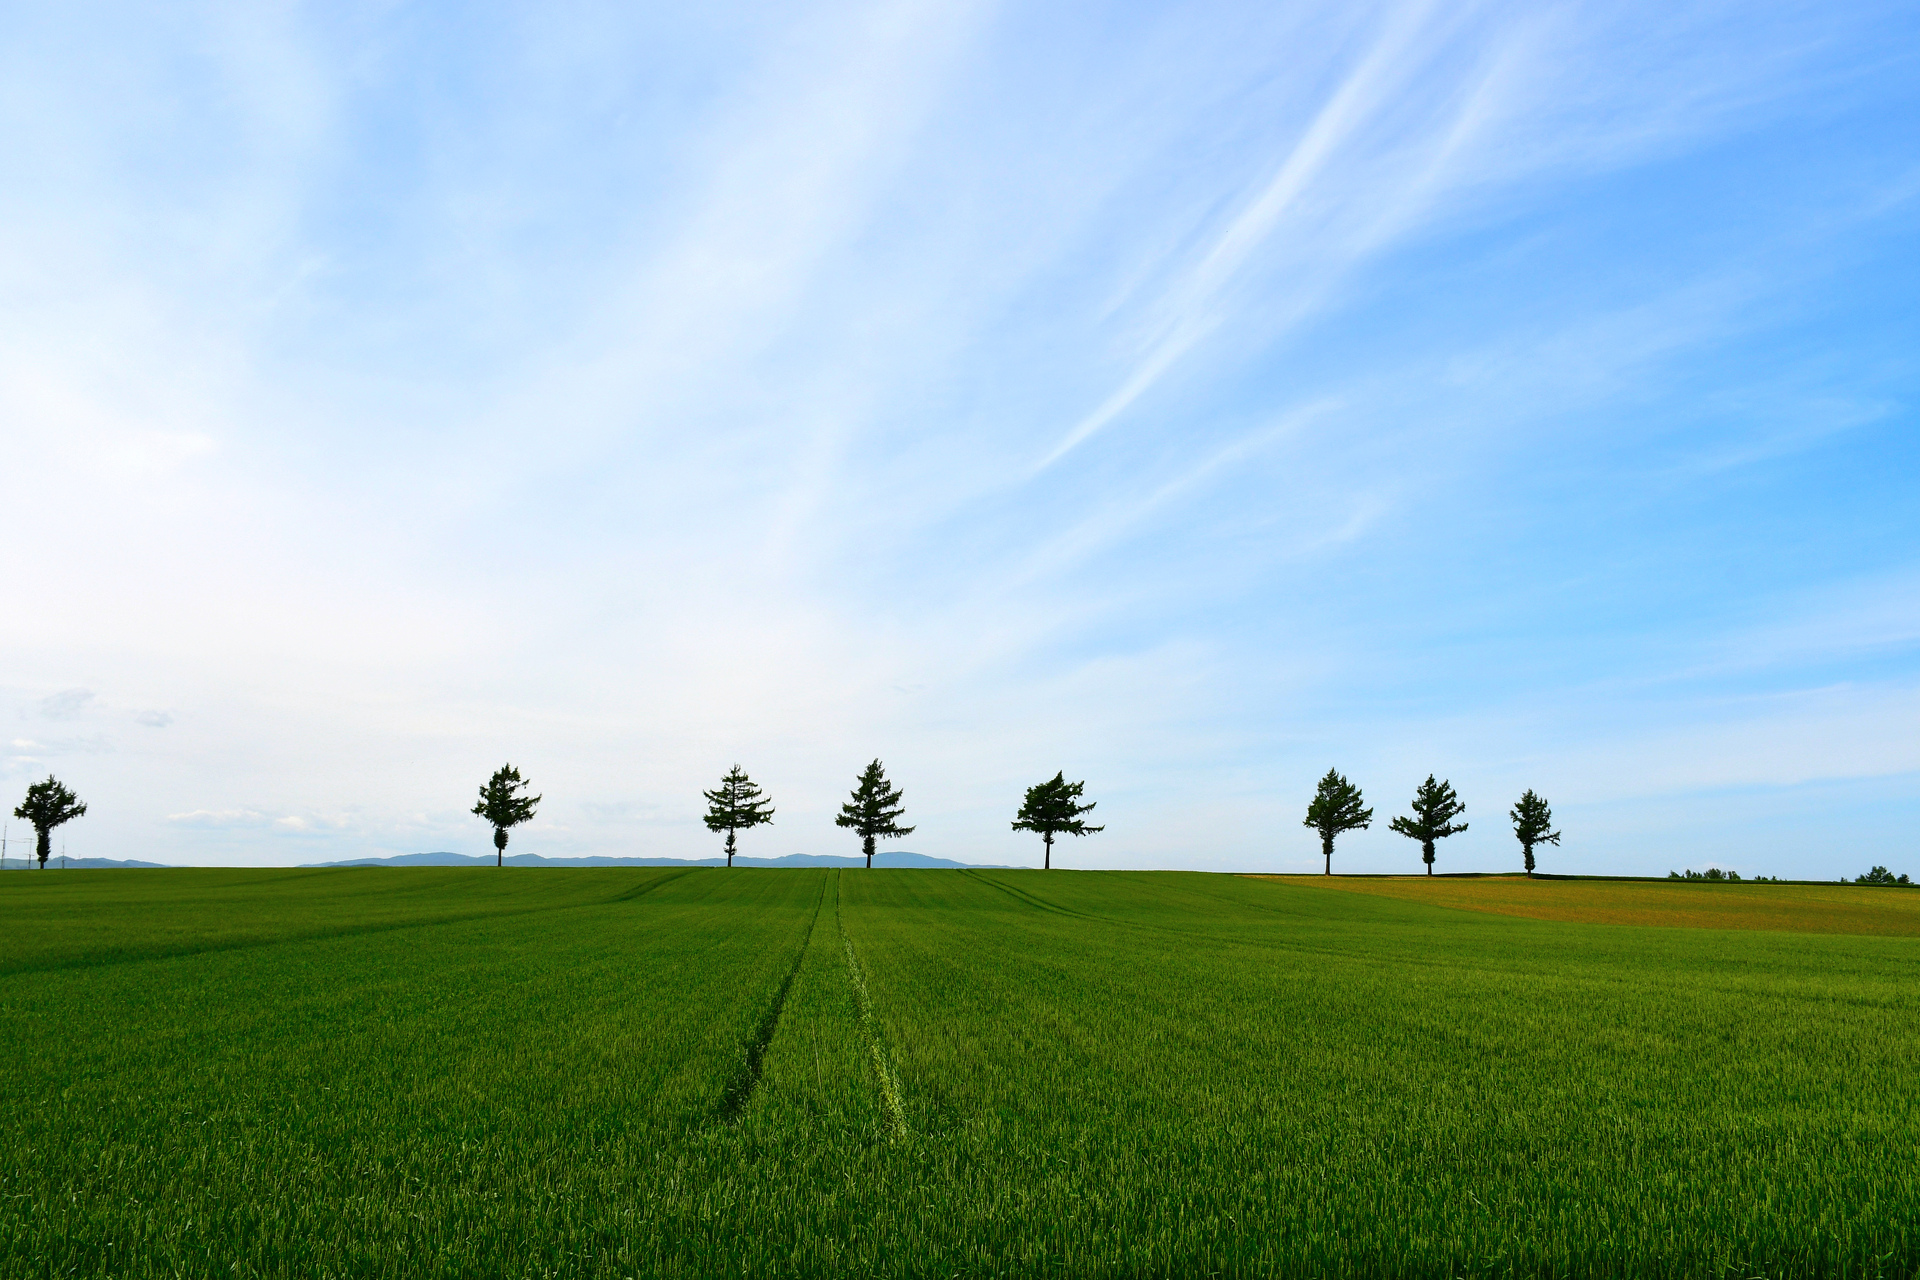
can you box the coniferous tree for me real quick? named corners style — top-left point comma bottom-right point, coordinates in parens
top-left (1509, 789), bottom-right (1560, 877)
top-left (1011, 772), bottom-right (1104, 869)
top-left (1303, 768), bottom-right (1372, 875)
top-left (836, 759), bottom-right (914, 869)
top-left (703, 765), bottom-right (775, 868)
top-left (472, 764), bottom-right (540, 867)
top-left (1389, 775), bottom-right (1467, 875)
top-left (14, 776), bottom-right (86, 870)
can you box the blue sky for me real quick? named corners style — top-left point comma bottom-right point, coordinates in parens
top-left (3, 0), bottom-right (1916, 874)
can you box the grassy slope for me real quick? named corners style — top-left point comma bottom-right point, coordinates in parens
top-left (1254, 873), bottom-right (1920, 935)
top-left (0, 870), bottom-right (822, 1276)
top-left (1, 869), bottom-right (1915, 1277)
top-left (830, 872), bottom-right (1918, 1275)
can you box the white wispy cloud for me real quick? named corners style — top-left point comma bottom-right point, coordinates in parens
top-left (166, 809), bottom-right (268, 827)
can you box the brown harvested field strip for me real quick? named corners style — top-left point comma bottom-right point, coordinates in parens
top-left (1250, 875), bottom-right (1920, 936)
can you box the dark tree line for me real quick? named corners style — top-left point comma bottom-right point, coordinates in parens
top-left (18, 761), bottom-right (1899, 882)
top-left (1305, 771), bottom-right (1560, 876)
top-left (477, 759), bottom-right (1105, 869)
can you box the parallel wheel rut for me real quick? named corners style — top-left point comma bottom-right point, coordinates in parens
top-left (715, 875), bottom-right (826, 1122)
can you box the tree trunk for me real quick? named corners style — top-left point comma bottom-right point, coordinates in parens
top-left (865, 835), bottom-right (873, 869)
top-left (37, 827), bottom-right (49, 869)
top-left (727, 829), bottom-right (735, 868)
top-left (495, 828), bottom-right (507, 868)
top-left (1324, 838), bottom-right (1332, 875)
top-left (1045, 831), bottom-right (1052, 870)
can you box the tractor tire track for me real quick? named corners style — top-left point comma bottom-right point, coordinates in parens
top-left (960, 869), bottom-right (1103, 922)
top-left (610, 868), bottom-right (693, 902)
top-left (715, 874), bottom-right (826, 1122)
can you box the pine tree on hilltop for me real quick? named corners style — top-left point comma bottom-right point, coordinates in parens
top-left (1509, 789), bottom-right (1560, 877)
top-left (836, 759), bottom-right (914, 869)
top-left (1389, 775), bottom-right (1467, 875)
top-left (1303, 768), bottom-right (1371, 875)
top-left (472, 764), bottom-right (540, 867)
top-left (703, 765), bottom-right (775, 868)
top-left (14, 776), bottom-right (86, 870)
top-left (1012, 772), bottom-right (1104, 870)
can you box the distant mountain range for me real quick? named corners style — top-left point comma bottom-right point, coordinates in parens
top-left (300, 851), bottom-right (1006, 869)
top-left (1, 856), bottom-right (171, 870)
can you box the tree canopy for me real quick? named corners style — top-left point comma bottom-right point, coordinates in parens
top-left (1011, 772), bottom-right (1103, 869)
top-left (1303, 768), bottom-right (1371, 874)
top-left (1388, 775), bottom-right (1467, 875)
top-left (14, 775), bottom-right (86, 869)
top-left (472, 764), bottom-right (540, 866)
top-left (1508, 789), bottom-right (1560, 876)
top-left (703, 765), bottom-right (775, 867)
top-left (836, 759), bottom-right (913, 868)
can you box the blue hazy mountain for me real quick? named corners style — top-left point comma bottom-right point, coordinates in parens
top-left (301, 851), bottom-right (1005, 869)
top-left (1, 856), bottom-right (172, 869)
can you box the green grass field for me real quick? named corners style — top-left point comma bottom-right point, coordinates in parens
top-left (2, 869), bottom-right (1915, 1278)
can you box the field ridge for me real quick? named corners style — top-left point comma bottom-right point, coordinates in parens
top-left (839, 879), bottom-right (909, 1141)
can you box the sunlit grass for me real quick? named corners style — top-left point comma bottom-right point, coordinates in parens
top-left (1, 868), bottom-right (1914, 1276)
top-left (1260, 871), bottom-right (1920, 934)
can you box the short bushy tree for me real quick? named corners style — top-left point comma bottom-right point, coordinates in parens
top-left (1508, 789), bottom-right (1560, 877)
top-left (703, 765), bottom-right (775, 868)
top-left (836, 759), bottom-right (914, 869)
top-left (1389, 775), bottom-right (1467, 875)
top-left (1851, 865), bottom-right (1912, 886)
top-left (1303, 769), bottom-right (1371, 875)
top-left (1012, 772), bottom-right (1104, 869)
top-left (14, 776), bottom-right (86, 870)
top-left (472, 764), bottom-right (540, 867)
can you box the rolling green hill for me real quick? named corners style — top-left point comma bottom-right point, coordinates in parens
top-left (1, 869), bottom-right (1913, 1277)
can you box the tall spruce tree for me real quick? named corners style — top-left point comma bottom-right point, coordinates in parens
top-left (1303, 768), bottom-right (1372, 875)
top-left (703, 765), bottom-right (775, 867)
top-left (14, 776), bottom-right (86, 870)
top-left (836, 759), bottom-right (914, 869)
top-left (1508, 789), bottom-right (1559, 877)
top-left (1011, 772), bottom-right (1104, 869)
top-left (1389, 775), bottom-right (1467, 875)
top-left (472, 764), bottom-right (540, 867)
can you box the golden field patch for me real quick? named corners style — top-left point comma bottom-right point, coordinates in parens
top-left (1252, 874), bottom-right (1920, 936)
